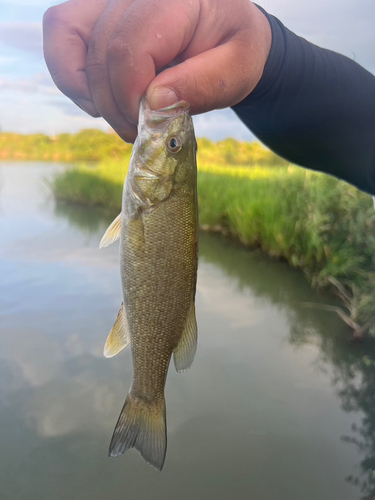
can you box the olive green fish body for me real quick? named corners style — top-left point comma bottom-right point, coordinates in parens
top-left (104, 99), bottom-right (198, 469)
top-left (122, 184), bottom-right (197, 398)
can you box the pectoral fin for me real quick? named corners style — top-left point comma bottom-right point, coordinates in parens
top-left (104, 303), bottom-right (130, 358)
top-left (173, 303), bottom-right (197, 372)
top-left (99, 213), bottom-right (121, 249)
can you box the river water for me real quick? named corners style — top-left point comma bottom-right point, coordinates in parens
top-left (1, 162), bottom-right (375, 500)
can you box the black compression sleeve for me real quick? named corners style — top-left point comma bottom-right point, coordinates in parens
top-left (232, 6), bottom-right (375, 194)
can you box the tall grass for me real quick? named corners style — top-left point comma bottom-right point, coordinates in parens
top-left (0, 131), bottom-right (286, 165)
top-left (52, 160), bottom-right (126, 213)
top-left (51, 159), bottom-right (375, 334)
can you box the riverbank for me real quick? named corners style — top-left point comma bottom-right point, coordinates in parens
top-left (0, 131), bottom-right (286, 165)
top-left (51, 159), bottom-right (375, 337)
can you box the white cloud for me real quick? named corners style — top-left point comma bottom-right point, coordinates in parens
top-left (3, 0), bottom-right (60, 6)
top-left (50, 99), bottom-right (94, 116)
top-left (1, 0), bottom-right (374, 138)
top-left (0, 55), bottom-right (18, 66)
top-left (0, 86), bottom-right (107, 135)
top-left (0, 77), bottom-right (38, 94)
top-left (0, 22), bottom-right (42, 55)
top-left (197, 265), bottom-right (263, 329)
top-left (0, 71), bottom-right (57, 94)
top-left (193, 109), bottom-right (255, 141)
top-left (258, 0), bottom-right (375, 73)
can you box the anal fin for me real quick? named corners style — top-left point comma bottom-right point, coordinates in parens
top-left (99, 213), bottom-right (121, 249)
top-left (104, 303), bottom-right (130, 358)
top-left (173, 303), bottom-right (197, 372)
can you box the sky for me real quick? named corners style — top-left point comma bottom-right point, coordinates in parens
top-left (0, 0), bottom-right (374, 141)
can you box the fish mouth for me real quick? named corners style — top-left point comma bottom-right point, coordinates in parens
top-left (156, 101), bottom-right (190, 113)
top-left (140, 97), bottom-right (190, 128)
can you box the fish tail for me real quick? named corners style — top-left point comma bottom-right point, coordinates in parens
top-left (109, 392), bottom-right (167, 471)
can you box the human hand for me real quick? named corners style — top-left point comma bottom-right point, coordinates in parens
top-left (43, 0), bottom-right (271, 143)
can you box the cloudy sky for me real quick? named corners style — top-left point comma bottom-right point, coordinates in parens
top-left (0, 0), bottom-right (374, 140)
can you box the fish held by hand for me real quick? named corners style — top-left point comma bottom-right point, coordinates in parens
top-left (100, 98), bottom-right (198, 470)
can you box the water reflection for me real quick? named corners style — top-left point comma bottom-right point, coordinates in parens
top-left (1, 162), bottom-right (375, 499)
top-left (199, 234), bottom-right (375, 499)
top-left (54, 201), bottom-right (114, 235)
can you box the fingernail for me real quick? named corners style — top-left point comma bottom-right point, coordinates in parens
top-left (74, 98), bottom-right (101, 118)
top-left (147, 87), bottom-right (179, 110)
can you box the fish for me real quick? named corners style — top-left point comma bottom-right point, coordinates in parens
top-left (99, 97), bottom-right (198, 471)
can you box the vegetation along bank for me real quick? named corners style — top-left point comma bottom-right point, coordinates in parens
top-left (2, 130), bottom-right (374, 338)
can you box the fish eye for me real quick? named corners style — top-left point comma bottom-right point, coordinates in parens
top-left (166, 136), bottom-right (182, 153)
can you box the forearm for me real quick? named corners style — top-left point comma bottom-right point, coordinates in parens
top-left (233, 6), bottom-right (375, 194)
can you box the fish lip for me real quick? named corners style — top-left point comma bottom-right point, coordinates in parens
top-left (156, 100), bottom-right (190, 113)
top-left (140, 97), bottom-right (190, 128)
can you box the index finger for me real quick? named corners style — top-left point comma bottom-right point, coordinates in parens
top-left (106, 0), bottom-right (200, 123)
top-left (43, 0), bottom-right (108, 116)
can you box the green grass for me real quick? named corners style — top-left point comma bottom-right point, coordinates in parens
top-left (51, 158), bottom-right (375, 335)
top-left (0, 131), bottom-right (287, 165)
top-left (52, 160), bottom-right (126, 213)
top-left (0, 130), bottom-right (133, 162)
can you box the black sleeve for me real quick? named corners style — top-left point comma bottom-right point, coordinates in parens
top-left (232, 5), bottom-right (375, 194)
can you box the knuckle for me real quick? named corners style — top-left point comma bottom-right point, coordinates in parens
top-left (113, 123), bottom-right (137, 143)
top-left (85, 55), bottom-right (106, 85)
top-left (85, 55), bottom-right (104, 72)
top-left (43, 5), bottom-right (64, 29)
top-left (87, 18), bottom-right (105, 58)
top-left (107, 36), bottom-right (132, 62)
top-left (106, 37), bottom-right (123, 59)
top-left (50, 72), bottom-right (74, 96)
top-left (116, 130), bottom-right (134, 144)
top-left (86, 28), bottom-right (106, 78)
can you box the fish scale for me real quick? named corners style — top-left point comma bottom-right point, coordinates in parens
top-left (99, 98), bottom-right (198, 470)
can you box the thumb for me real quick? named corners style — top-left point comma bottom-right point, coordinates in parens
top-left (147, 86), bottom-right (180, 110)
top-left (146, 40), bottom-right (263, 113)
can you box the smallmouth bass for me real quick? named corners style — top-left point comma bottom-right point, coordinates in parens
top-left (100, 98), bottom-right (198, 470)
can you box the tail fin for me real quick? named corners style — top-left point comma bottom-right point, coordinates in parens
top-left (109, 392), bottom-right (167, 471)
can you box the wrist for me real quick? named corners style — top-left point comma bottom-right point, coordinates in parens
top-left (246, 2), bottom-right (272, 93)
